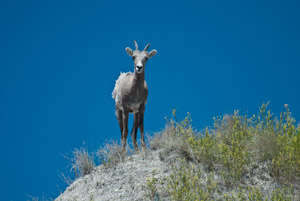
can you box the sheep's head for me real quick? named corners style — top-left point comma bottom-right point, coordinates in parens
top-left (125, 40), bottom-right (157, 74)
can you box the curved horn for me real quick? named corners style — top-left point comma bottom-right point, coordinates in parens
top-left (144, 43), bottom-right (151, 51)
top-left (133, 40), bottom-right (138, 50)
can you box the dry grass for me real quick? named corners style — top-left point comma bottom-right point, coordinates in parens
top-left (148, 111), bottom-right (195, 162)
top-left (148, 127), bottom-right (191, 161)
top-left (98, 140), bottom-right (132, 168)
top-left (27, 194), bottom-right (53, 201)
top-left (63, 143), bottom-right (95, 179)
top-left (61, 140), bottom-right (132, 185)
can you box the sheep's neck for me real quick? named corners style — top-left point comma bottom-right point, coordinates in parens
top-left (133, 70), bottom-right (145, 86)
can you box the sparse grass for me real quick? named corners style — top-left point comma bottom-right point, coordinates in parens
top-left (60, 140), bottom-right (132, 192)
top-left (27, 194), bottom-right (53, 201)
top-left (148, 110), bottom-right (194, 161)
top-left (98, 140), bottom-right (131, 167)
top-left (62, 140), bottom-right (131, 182)
top-left (72, 146), bottom-right (95, 178)
top-left (64, 143), bottom-right (95, 179)
top-left (58, 171), bottom-right (73, 186)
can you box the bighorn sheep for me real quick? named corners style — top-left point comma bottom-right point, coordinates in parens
top-left (112, 40), bottom-right (157, 150)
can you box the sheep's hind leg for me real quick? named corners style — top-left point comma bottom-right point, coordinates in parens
top-left (138, 105), bottom-right (146, 149)
top-left (131, 113), bottom-right (139, 151)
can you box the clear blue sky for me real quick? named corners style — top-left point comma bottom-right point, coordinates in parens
top-left (0, 0), bottom-right (299, 200)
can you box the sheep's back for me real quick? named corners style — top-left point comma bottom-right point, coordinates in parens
top-left (112, 72), bottom-right (132, 101)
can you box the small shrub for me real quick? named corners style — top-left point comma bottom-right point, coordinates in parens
top-left (167, 161), bottom-right (217, 201)
top-left (214, 112), bottom-right (253, 186)
top-left (146, 169), bottom-right (159, 200)
top-left (188, 128), bottom-right (217, 170)
top-left (254, 103), bottom-right (300, 183)
top-left (147, 104), bottom-right (299, 200)
top-left (160, 110), bottom-right (254, 186)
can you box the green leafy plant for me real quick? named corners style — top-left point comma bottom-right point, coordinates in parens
top-left (214, 111), bottom-right (253, 186)
top-left (254, 103), bottom-right (300, 183)
top-left (167, 161), bottom-right (217, 201)
top-left (148, 103), bottom-right (300, 199)
top-left (146, 169), bottom-right (159, 200)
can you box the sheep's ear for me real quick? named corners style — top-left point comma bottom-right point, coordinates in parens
top-left (125, 47), bottom-right (133, 56)
top-left (148, 49), bottom-right (157, 58)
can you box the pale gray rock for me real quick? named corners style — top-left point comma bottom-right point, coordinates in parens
top-left (55, 150), bottom-right (169, 201)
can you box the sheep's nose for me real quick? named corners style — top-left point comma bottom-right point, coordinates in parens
top-left (136, 65), bottom-right (143, 72)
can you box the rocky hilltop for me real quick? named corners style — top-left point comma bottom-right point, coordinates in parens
top-left (55, 106), bottom-right (300, 200)
top-left (55, 150), bottom-right (170, 201)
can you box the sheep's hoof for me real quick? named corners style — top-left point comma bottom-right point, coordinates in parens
top-left (133, 145), bottom-right (139, 152)
top-left (122, 145), bottom-right (126, 152)
top-left (141, 143), bottom-right (147, 151)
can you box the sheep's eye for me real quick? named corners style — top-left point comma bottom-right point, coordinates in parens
top-left (132, 56), bottom-right (136, 60)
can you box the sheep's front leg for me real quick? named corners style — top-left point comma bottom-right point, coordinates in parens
top-left (139, 104), bottom-right (146, 149)
top-left (116, 108), bottom-right (123, 137)
top-left (131, 113), bottom-right (139, 151)
top-left (122, 109), bottom-right (129, 150)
